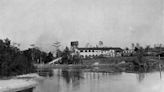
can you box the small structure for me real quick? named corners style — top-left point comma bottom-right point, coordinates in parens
top-left (70, 41), bottom-right (79, 50)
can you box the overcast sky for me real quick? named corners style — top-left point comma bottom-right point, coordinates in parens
top-left (0, 0), bottom-right (163, 51)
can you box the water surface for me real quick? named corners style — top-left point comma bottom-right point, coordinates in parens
top-left (31, 68), bottom-right (164, 92)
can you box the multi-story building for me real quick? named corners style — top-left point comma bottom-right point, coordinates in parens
top-left (70, 41), bottom-right (123, 58)
top-left (77, 47), bottom-right (123, 58)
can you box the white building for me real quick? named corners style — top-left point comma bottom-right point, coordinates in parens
top-left (77, 47), bottom-right (123, 58)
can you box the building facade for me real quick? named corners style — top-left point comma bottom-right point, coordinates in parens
top-left (70, 41), bottom-right (123, 58)
top-left (77, 47), bottom-right (123, 58)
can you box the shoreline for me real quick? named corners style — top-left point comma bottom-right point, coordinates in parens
top-left (36, 56), bottom-right (164, 73)
top-left (0, 57), bottom-right (162, 91)
top-left (0, 73), bottom-right (43, 92)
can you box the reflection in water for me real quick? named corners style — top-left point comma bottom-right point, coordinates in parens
top-left (160, 71), bottom-right (162, 79)
top-left (17, 88), bottom-right (34, 92)
top-left (34, 68), bottom-right (164, 92)
top-left (37, 68), bottom-right (53, 77)
top-left (136, 73), bottom-right (145, 82)
top-left (61, 69), bottom-right (84, 84)
top-left (61, 69), bottom-right (84, 89)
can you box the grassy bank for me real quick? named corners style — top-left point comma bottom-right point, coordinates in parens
top-left (81, 57), bottom-right (136, 65)
top-left (36, 56), bottom-right (164, 73)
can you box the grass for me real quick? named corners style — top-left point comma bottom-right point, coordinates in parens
top-left (82, 57), bottom-right (136, 65)
top-left (36, 56), bottom-right (164, 73)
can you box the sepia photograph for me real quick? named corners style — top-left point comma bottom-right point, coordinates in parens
top-left (0, 0), bottom-right (163, 92)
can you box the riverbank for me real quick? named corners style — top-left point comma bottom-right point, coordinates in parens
top-left (82, 57), bottom-right (135, 65)
top-left (0, 73), bottom-right (43, 92)
top-left (36, 57), bottom-right (134, 68)
top-left (36, 56), bottom-right (164, 73)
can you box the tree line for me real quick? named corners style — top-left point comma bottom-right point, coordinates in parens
top-left (0, 38), bottom-right (54, 77)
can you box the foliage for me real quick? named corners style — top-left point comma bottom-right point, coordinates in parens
top-left (0, 38), bottom-right (36, 76)
top-left (44, 52), bottom-right (54, 64)
top-left (56, 49), bottom-right (62, 58)
top-left (61, 47), bottom-right (71, 64)
top-left (61, 47), bottom-right (81, 64)
top-left (0, 38), bottom-right (54, 76)
top-left (23, 48), bottom-right (54, 64)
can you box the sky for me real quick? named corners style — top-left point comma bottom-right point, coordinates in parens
top-left (0, 0), bottom-right (163, 51)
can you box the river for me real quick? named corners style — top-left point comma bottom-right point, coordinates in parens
top-left (23, 68), bottom-right (164, 92)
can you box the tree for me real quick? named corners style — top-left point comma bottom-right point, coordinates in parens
top-left (56, 49), bottom-right (62, 58)
top-left (0, 38), bottom-right (36, 76)
top-left (52, 41), bottom-right (61, 57)
top-left (11, 54), bottom-right (34, 75)
top-left (134, 47), bottom-right (139, 52)
top-left (4, 38), bottom-right (11, 47)
top-left (131, 43), bottom-right (135, 50)
top-left (125, 47), bottom-right (129, 51)
top-left (99, 41), bottom-right (103, 47)
top-left (72, 53), bottom-right (81, 64)
top-left (145, 45), bottom-right (150, 52)
top-left (23, 48), bottom-right (50, 64)
top-left (45, 52), bottom-right (54, 64)
top-left (61, 47), bottom-right (71, 64)
top-left (85, 43), bottom-right (90, 48)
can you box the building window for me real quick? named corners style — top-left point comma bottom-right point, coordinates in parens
top-left (80, 50), bottom-right (83, 52)
top-left (85, 50), bottom-right (87, 52)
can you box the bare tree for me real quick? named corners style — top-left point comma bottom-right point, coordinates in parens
top-left (131, 43), bottom-right (135, 50)
top-left (52, 41), bottom-right (61, 50)
top-left (159, 44), bottom-right (162, 52)
top-left (85, 42), bottom-right (90, 48)
top-left (136, 43), bottom-right (140, 49)
top-left (145, 45), bottom-right (150, 52)
top-left (99, 41), bottom-right (103, 47)
top-left (52, 41), bottom-right (61, 57)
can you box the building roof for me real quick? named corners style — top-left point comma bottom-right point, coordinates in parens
top-left (78, 47), bottom-right (123, 52)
